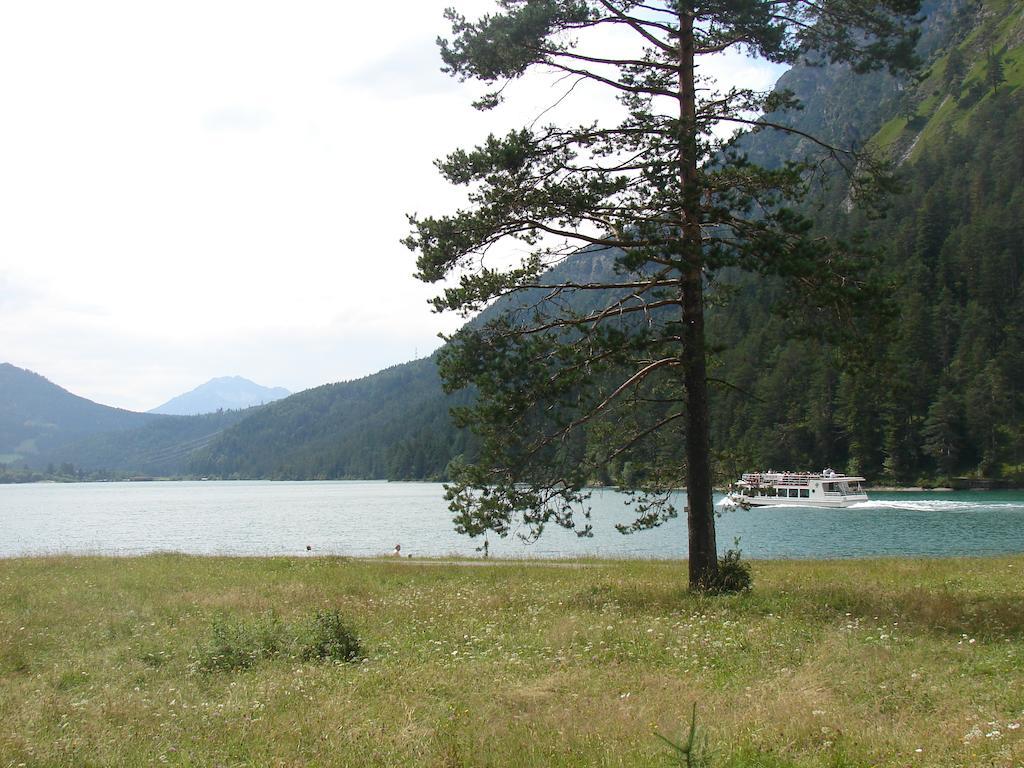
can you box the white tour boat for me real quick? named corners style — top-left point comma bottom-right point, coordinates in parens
top-left (725, 468), bottom-right (868, 509)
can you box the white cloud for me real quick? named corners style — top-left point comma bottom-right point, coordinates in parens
top-left (0, 1), bottom-right (786, 410)
top-left (340, 36), bottom-right (461, 99)
top-left (203, 107), bottom-right (275, 132)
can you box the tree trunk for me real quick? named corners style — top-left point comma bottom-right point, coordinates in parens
top-left (678, 5), bottom-right (718, 590)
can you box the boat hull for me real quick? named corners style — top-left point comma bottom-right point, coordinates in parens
top-left (725, 494), bottom-right (868, 509)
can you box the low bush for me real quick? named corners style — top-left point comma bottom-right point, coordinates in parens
top-left (711, 545), bottom-right (753, 595)
top-left (299, 609), bottom-right (362, 662)
top-left (197, 611), bottom-right (287, 672)
top-left (195, 610), bottom-right (361, 672)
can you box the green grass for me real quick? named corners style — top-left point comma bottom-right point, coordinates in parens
top-left (870, 115), bottom-right (908, 152)
top-left (2, 554), bottom-right (1024, 766)
top-left (868, 0), bottom-right (1023, 161)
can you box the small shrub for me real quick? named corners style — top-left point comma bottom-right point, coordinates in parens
top-left (195, 610), bottom-right (363, 672)
top-left (197, 612), bottom-right (287, 672)
top-left (655, 703), bottom-right (711, 767)
top-left (711, 543), bottom-right (753, 594)
top-left (300, 610), bottom-right (362, 663)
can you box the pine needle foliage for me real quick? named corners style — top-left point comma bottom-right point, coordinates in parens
top-left (406, 0), bottom-right (923, 589)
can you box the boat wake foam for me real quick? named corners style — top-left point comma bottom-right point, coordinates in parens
top-left (848, 500), bottom-right (1023, 513)
top-left (715, 498), bottom-right (1024, 513)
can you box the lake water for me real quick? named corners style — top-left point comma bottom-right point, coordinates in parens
top-left (2, 481), bottom-right (1024, 560)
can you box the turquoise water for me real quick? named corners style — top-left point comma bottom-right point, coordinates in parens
top-left (1, 481), bottom-right (1022, 560)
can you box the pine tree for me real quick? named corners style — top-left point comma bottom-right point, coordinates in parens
top-left (986, 48), bottom-right (1005, 94)
top-left (407, 0), bottom-right (921, 590)
top-left (923, 387), bottom-right (963, 477)
top-left (965, 361), bottom-right (1011, 476)
top-left (943, 46), bottom-right (967, 98)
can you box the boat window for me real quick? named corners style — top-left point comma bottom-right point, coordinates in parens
top-left (799, 489), bottom-right (809, 498)
top-left (823, 482), bottom-right (834, 493)
top-left (789, 488), bottom-right (799, 498)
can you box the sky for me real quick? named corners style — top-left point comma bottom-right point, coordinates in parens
top-left (0, 1), bottom-right (786, 412)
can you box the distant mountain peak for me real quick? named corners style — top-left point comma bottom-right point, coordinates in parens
top-left (149, 377), bottom-right (290, 416)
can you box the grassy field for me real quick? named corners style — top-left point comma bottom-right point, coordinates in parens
top-left (1, 554), bottom-right (1023, 767)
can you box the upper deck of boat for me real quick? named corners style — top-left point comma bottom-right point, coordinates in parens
top-left (739, 471), bottom-right (866, 487)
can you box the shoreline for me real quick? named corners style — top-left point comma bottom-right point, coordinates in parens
top-left (3, 551), bottom-right (1024, 565)
top-left (4, 476), bottom-right (1020, 491)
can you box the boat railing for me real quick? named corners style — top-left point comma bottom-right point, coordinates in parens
top-left (742, 473), bottom-right (816, 486)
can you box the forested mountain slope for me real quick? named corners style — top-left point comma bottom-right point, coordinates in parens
top-left (43, 409), bottom-right (252, 477)
top-left (187, 358), bottom-right (473, 479)
top-left (706, 0), bottom-right (1024, 485)
top-left (0, 364), bottom-right (262, 478)
top-left (0, 363), bottom-right (160, 465)
top-left (742, 0), bottom-right (973, 168)
top-left (713, 97), bottom-right (1023, 481)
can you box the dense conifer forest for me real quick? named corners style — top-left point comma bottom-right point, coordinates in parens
top-left (187, 358), bottom-right (475, 480)
top-left (709, 0), bottom-right (1024, 484)
top-left (710, 89), bottom-right (1024, 484)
